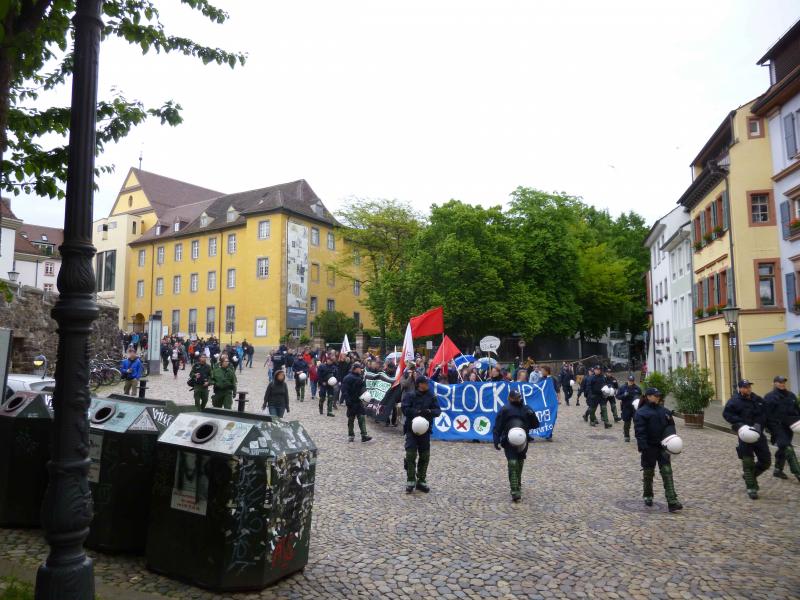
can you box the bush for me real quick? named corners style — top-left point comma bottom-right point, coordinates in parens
top-left (668, 365), bottom-right (715, 414)
top-left (643, 371), bottom-right (671, 396)
top-left (0, 576), bottom-right (34, 600)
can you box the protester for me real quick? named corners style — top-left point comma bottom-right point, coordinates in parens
top-left (764, 375), bottom-right (800, 481)
top-left (493, 389), bottom-right (540, 502)
top-left (401, 375), bottom-right (441, 494)
top-left (120, 348), bottom-right (142, 395)
top-left (309, 359), bottom-right (319, 401)
top-left (723, 379), bottom-right (771, 499)
top-left (263, 370), bottom-right (290, 418)
top-left (170, 342), bottom-right (181, 379)
top-left (188, 354), bottom-right (212, 410)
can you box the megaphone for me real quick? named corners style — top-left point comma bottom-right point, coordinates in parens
top-left (411, 416), bottom-right (429, 435)
top-left (661, 434), bottom-right (684, 455)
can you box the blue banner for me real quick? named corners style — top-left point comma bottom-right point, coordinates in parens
top-left (430, 379), bottom-right (558, 441)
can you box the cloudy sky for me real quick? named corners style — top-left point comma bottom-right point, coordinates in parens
top-left (9, 0), bottom-right (800, 228)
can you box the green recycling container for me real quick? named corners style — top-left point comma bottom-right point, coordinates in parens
top-left (145, 409), bottom-right (317, 591)
top-left (0, 391), bottom-right (53, 527)
top-left (84, 395), bottom-right (185, 553)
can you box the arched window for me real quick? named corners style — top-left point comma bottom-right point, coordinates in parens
top-left (128, 195), bottom-right (133, 207)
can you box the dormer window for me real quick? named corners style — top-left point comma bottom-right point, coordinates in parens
top-left (155, 225), bottom-right (162, 236)
top-left (173, 221), bottom-right (180, 232)
top-left (41, 234), bottom-right (48, 241)
top-left (200, 213), bottom-right (209, 227)
top-left (226, 206), bottom-right (238, 223)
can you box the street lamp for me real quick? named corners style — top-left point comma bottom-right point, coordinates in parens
top-left (7, 270), bottom-right (18, 283)
top-left (33, 354), bottom-right (48, 379)
top-left (722, 306), bottom-right (741, 393)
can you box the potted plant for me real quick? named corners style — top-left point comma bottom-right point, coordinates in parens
top-left (707, 306), bottom-right (718, 316)
top-left (694, 308), bottom-right (704, 319)
top-left (703, 232), bottom-right (713, 244)
top-left (794, 299), bottom-right (800, 313)
top-left (713, 225), bottom-right (724, 236)
top-left (644, 371), bottom-right (671, 396)
top-left (790, 218), bottom-right (800, 232)
top-left (693, 240), bottom-right (703, 252)
top-left (668, 365), bottom-right (715, 428)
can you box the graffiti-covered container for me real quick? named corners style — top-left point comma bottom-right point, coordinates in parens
top-left (84, 395), bottom-right (185, 553)
top-left (145, 409), bottom-right (317, 591)
top-left (0, 391), bottom-right (53, 527)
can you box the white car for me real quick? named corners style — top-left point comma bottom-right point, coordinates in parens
top-left (5, 374), bottom-right (55, 403)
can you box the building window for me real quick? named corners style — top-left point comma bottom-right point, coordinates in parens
top-left (327, 298), bottom-right (335, 312)
top-left (132, 221), bottom-right (137, 234)
top-left (44, 262), bottom-right (54, 276)
top-left (327, 267), bottom-right (335, 286)
top-left (311, 263), bottom-right (320, 282)
top-left (310, 296), bottom-right (318, 313)
top-left (173, 275), bottom-right (181, 294)
top-left (128, 195), bottom-right (133, 207)
top-left (310, 322), bottom-right (316, 336)
top-left (758, 262), bottom-right (778, 307)
top-left (95, 250), bottom-right (116, 292)
top-left (353, 250), bottom-right (361, 266)
top-left (226, 206), bottom-right (237, 223)
top-left (191, 240), bottom-right (199, 260)
top-left (136, 280), bottom-right (144, 298)
top-left (43, 283), bottom-right (54, 292)
top-left (227, 268), bottom-right (236, 289)
top-left (207, 271), bottom-right (217, 291)
top-left (327, 231), bottom-right (335, 250)
top-left (138, 249), bottom-right (146, 267)
top-left (190, 273), bottom-right (199, 293)
top-left (206, 307), bottom-right (216, 334)
top-left (353, 279), bottom-right (361, 296)
top-left (747, 117), bottom-right (763, 139)
top-left (155, 277), bottom-right (164, 296)
top-left (785, 113), bottom-right (798, 159)
top-left (225, 305), bottom-right (235, 333)
top-left (256, 257), bottom-right (269, 279)
top-left (200, 213), bottom-right (208, 227)
top-left (353, 311), bottom-right (360, 328)
top-left (748, 191), bottom-right (774, 226)
top-left (227, 233), bottom-right (237, 254)
top-left (311, 227), bottom-right (320, 246)
top-left (188, 309), bottom-right (197, 334)
top-left (173, 221), bottom-right (181, 232)
top-left (157, 246), bottom-right (165, 264)
top-left (155, 224), bottom-right (162, 236)
top-left (208, 237), bottom-right (217, 257)
top-left (171, 310), bottom-right (180, 333)
top-left (174, 243), bottom-right (183, 262)
top-left (258, 220), bottom-right (270, 239)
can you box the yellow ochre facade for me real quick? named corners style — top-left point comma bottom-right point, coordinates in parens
top-left (680, 100), bottom-right (785, 400)
top-left (126, 179), bottom-right (371, 347)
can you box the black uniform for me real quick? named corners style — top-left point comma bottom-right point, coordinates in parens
top-left (317, 362), bottom-right (337, 416)
top-left (633, 400), bottom-right (680, 508)
top-left (722, 391), bottom-right (771, 495)
top-left (341, 369), bottom-right (370, 441)
top-left (293, 357), bottom-right (309, 402)
top-left (604, 374), bottom-right (621, 421)
top-left (764, 387), bottom-right (800, 479)
top-left (401, 381), bottom-right (442, 492)
top-left (617, 382), bottom-right (642, 441)
top-left (493, 400), bottom-right (540, 500)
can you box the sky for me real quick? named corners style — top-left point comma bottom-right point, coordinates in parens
top-left (8, 0), bottom-right (800, 228)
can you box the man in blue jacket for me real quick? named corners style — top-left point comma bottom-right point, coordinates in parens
top-left (120, 348), bottom-right (143, 396)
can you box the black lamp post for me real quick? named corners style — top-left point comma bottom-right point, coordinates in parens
top-left (722, 305), bottom-right (741, 394)
top-left (35, 1), bottom-right (102, 598)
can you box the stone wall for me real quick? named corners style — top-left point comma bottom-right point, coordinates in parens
top-left (0, 282), bottom-right (120, 374)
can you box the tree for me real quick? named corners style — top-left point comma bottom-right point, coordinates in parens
top-left (0, 0), bottom-right (246, 199)
top-left (335, 198), bottom-right (423, 353)
top-left (312, 310), bottom-right (356, 345)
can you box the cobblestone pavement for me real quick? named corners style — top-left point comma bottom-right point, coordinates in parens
top-left (2, 358), bottom-right (799, 599)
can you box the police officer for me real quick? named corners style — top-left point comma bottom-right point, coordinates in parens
top-left (317, 356), bottom-right (337, 417)
top-left (634, 388), bottom-right (682, 511)
top-left (401, 376), bottom-right (442, 494)
top-left (341, 362), bottom-right (372, 443)
top-left (210, 354), bottom-right (237, 409)
top-left (617, 374), bottom-right (642, 442)
top-left (293, 355), bottom-right (309, 402)
top-left (493, 389), bottom-right (540, 502)
top-left (764, 375), bottom-right (800, 482)
top-left (585, 365), bottom-right (613, 428)
top-left (188, 353), bottom-right (212, 409)
top-left (603, 367), bottom-right (622, 422)
top-left (722, 379), bottom-right (771, 499)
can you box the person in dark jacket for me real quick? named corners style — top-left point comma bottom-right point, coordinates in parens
top-left (722, 379), bottom-right (771, 499)
top-left (559, 364), bottom-right (574, 406)
top-left (188, 354), bottom-right (212, 409)
top-left (633, 387), bottom-right (682, 511)
top-left (401, 376), bottom-right (442, 494)
top-left (336, 354), bottom-right (351, 405)
top-left (317, 356), bottom-right (337, 417)
top-left (341, 363), bottom-right (372, 442)
top-left (764, 375), bottom-right (800, 481)
top-left (293, 356), bottom-right (309, 402)
top-left (493, 389), bottom-right (540, 502)
top-left (584, 365), bottom-right (612, 428)
top-left (575, 363), bottom-right (586, 405)
top-left (617, 374), bottom-right (642, 442)
top-left (262, 370), bottom-right (290, 418)
top-left (603, 368), bottom-right (622, 422)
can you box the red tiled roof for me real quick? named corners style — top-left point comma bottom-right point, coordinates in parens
top-left (15, 224), bottom-right (63, 256)
top-left (122, 168), bottom-right (224, 217)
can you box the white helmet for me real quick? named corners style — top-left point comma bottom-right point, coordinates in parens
top-left (232, 356), bottom-right (238, 362)
top-left (411, 416), bottom-right (429, 435)
top-left (601, 385), bottom-right (613, 397)
top-left (791, 420), bottom-right (800, 434)
top-left (632, 398), bottom-right (640, 410)
top-left (214, 353), bottom-right (220, 359)
top-left (507, 427), bottom-right (527, 447)
top-left (194, 351), bottom-right (199, 356)
top-left (738, 425), bottom-right (760, 444)
top-left (298, 372), bottom-right (308, 382)
top-left (327, 376), bottom-right (338, 386)
top-left (569, 379), bottom-right (575, 387)
top-left (661, 434), bottom-right (683, 455)
top-left (359, 390), bottom-right (372, 402)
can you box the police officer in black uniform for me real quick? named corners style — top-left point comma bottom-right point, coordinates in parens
top-left (401, 375), bottom-right (442, 494)
top-left (341, 362), bottom-right (372, 443)
top-left (722, 379), bottom-right (771, 499)
top-left (617, 374), bottom-right (642, 442)
top-left (316, 356), bottom-right (337, 417)
top-left (764, 375), bottom-right (800, 482)
top-left (493, 389), bottom-right (540, 502)
top-left (634, 387), bottom-right (682, 511)
top-left (604, 367), bottom-right (622, 422)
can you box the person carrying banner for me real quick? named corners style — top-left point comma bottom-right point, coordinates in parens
top-left (401, 375), bottom-right (442, 494)
top-left (617, 374), bottom-right (642, 442)
top-left (341, 362), bottom-right (372, 442)
top-left (317, 356), bottom-right (337, 417)
top-left (723, 379), bottom-right (772, 499)
top-left (764, 375), bottom-right (800, 481)
top-left (493, 389), bottom-right (540, 502)
top-left (633, 387), bottom-right (682, 511)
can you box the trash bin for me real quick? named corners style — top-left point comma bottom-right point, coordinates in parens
top-left (84, 395), bottom-right (186, 553)
top-left (0, 391), bottom-right (53, 527)
top-left (146, 410), bottom-right (317, 591)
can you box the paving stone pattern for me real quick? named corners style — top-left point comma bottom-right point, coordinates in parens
top-left (2, 356), bottom-right (799, 599)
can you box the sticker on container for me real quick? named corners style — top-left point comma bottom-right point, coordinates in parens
top-left (170, 451), bottom-right (209, 516)
top-left (88, 433), bottom-right (103, 483)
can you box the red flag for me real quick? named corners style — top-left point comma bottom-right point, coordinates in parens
top-left (428, 335), bottom-right (462, 377)
top-left (409, 306), bottom-right (444, 338)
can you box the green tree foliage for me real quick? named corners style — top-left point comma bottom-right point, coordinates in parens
top-left (0, 0), bottom-right (246, 198)
top-left (312, 310), bottom-right (356, 344)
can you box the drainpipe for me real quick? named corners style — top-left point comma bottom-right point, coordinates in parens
top-left (218, 233), bottom-right (223, 339)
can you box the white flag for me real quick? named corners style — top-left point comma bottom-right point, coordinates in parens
top-left (394, 322), bottom-right (414, 386)
top-left (341, 334), bottom-right (351, 354)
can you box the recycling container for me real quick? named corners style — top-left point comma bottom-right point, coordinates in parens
top-left (84, 395), bottom-right (185, 553)
top-left (0, 391), bottom-right (53, 527)
top-left (145, 409), bottom-right (317, 591)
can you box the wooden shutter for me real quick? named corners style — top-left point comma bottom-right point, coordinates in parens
top-left (700, 212), bottom-right (706, 235)
top-left (710, 202), bottom-right (718, 229)
top-left (726, 267), bottom-right (735, 306)
top-left (787, 272), bottom-right (797, 310)
top-left (781, 200), bottom-right (791, 239)
top-left (714, 273), bottom-right (721, 306)
top-left (702, 278), bottom-right (709, 309)
top-left (693, 282), bottom-right (698, 311)
top-left (785, 113), bottom-right (798, 158)
top-left (722, 190), bottom-right (730, 230)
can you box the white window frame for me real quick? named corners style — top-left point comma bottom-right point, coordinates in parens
top-left (327, 298), bottom-right (335, 311)
top-left (138, 249), bottom-right (146, 267)
top-left (174, 243), bottom-right (183, 262)
top-left (173, 275), bottom-right (181, 295)
top-left (191, 240), bottom-right (199, 260)
top-left (208, 237), bottom-right (217, 257)
top-left (227, 268), bottom-right (236, 289)
top-left (207, 271), bottom-right (217, 291)
top-left (258, 220), bottom-right (270, 239)
top-left (190, 273), bottom-right (199, 293)
top-left (227, 233), bottom-right (237, 254)
top-left (136, 280), bottom-right (144, 298)
top-left (256, 257), bottom-right (269, 279)
top-left (155, 277), bottom-right (164, 296)
top-left (353, 279), bottom-right (361, 296)
top-left (157, 246), bottom-right (165, 265)
top-left (327, 231), bottom-right (335, 250)
top-left (311, 227), bottom-right (320, 246)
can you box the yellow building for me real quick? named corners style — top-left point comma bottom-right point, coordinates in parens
top-left (93, 168), bottom-right (224, 328)
top-left (126, 179), bottom-right (371, 347)
top-left (679, 99), bottom-right (786, 400)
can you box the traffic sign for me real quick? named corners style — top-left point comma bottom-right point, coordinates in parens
top-left (518, 339), bottom-right (526, 348)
